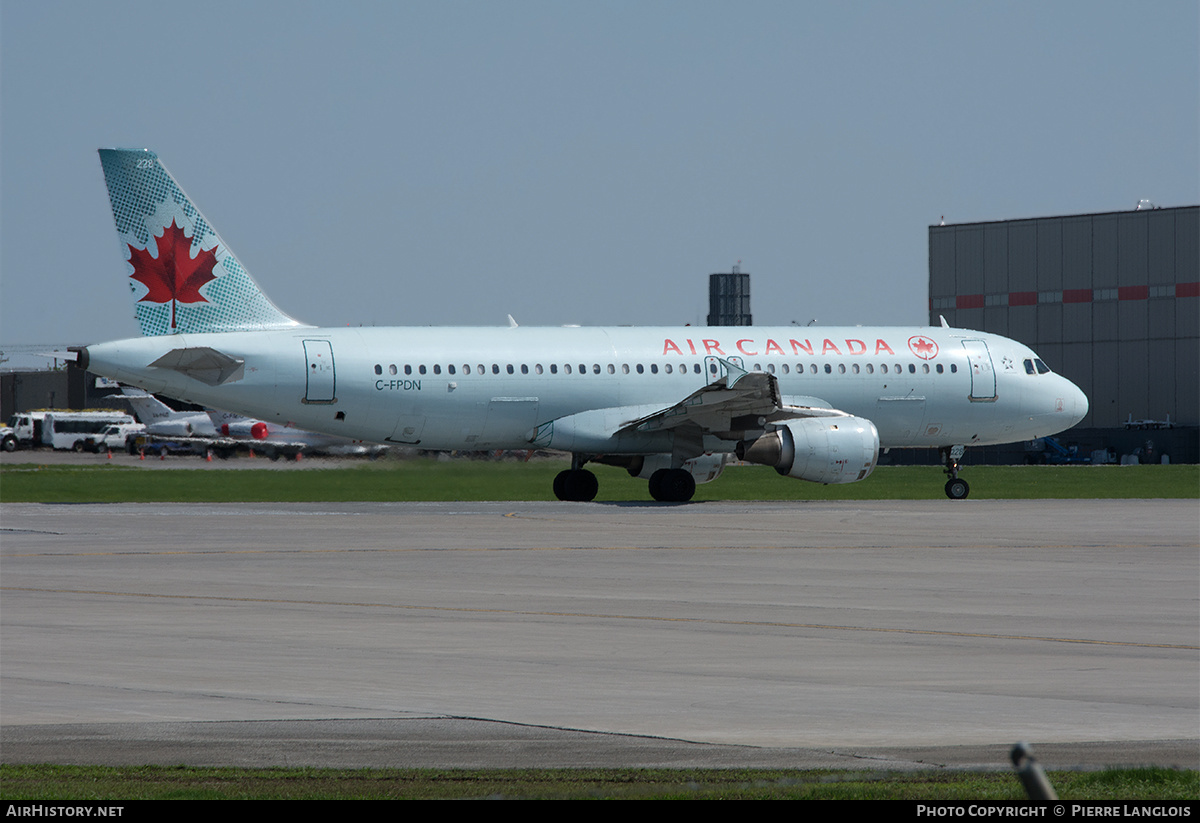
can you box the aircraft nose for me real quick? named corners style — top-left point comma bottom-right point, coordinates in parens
top-left (1065, 377), bottom-right (1088, 427)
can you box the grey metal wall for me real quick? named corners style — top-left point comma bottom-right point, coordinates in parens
top-left (930, 205), bottom-right (1199, 429)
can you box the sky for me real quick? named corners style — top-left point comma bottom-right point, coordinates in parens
top-left (2, 0), bottom-right (1197, 356)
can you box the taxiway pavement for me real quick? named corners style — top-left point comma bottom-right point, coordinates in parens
top-left (2, 500), bottom-right (1197, 769)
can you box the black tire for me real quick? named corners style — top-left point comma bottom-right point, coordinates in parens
top-left (553, 469), bottom-right (598, 502)
top-left (2, 435), bottom-right (17, 453)
top-left (944, 478), bottom-right (970, 500)
top-left (72, 440), bottom-right (87, 453)
top-left (649, 469), bottom-right (696, 503)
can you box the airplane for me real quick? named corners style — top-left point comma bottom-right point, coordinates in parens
top-left (122, 388), bottom-right (384, 458)
top-left (206, 410), bottom-right (388, 459)
top-left (77, 149), bottom-right (1089, 501)
top-left (121, 388), bottom-right (218, 437)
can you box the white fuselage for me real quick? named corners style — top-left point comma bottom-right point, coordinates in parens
top-left (84, 324), bottom-right (1088, 455)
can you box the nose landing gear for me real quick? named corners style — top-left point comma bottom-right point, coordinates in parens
top-left (941, 445), bottom-right (969, 500)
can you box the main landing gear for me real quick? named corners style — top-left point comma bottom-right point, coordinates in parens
top-left (553, 454), bottom-right (598, 502)
top-left (552, 456), bottom-right (699, 503)
top-left (647, 468), bottom-right (696, 503)
top-left (940, 445), bottom-right (969, 500)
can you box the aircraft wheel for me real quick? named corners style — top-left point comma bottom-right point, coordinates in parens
top-left (944, 478), bottom-right (970, 500)
top-left (649, 469), bottom-right (696, 503)
top-left (553, 469), bottom-right (598, 502)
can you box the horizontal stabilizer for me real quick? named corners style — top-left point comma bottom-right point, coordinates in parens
top-left (149, 347), bottom-right (245, 386)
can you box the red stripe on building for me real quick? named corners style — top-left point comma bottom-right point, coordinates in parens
top-left (956, 294), bottom-right (984, 309)
top-left (1008, 291), bottom-right (1037, 306)
top-left (1178, 281), bottom-right (1200, 298)
top-left (1063, 289), bottom-right (1093, 303)
top-left (1118, 285), bottom-right (1149, 301)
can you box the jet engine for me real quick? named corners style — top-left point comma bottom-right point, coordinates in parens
top-left (220, 420), bottom-right (271, 440)
top-left (736, 417), bottom-right (879, 484)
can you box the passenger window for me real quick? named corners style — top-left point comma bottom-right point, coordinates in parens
top-left (521, 364), bottom-right (529, 374)
top-left (824, 364), bottom-right (832, 374)
top-left (881, 364), bottom-right (888, 374)
top-left (433, 365), bottom-right (441, 375)
top-left (936, 364), bottom-right (944, 374)
top-left (492, 364), bottom-right (500, 374)
top-left (404, 365), bottom-right (412, 375)
top-left (665, 364), bottom-right (673, 374)
top-left (637, 364), bottom-right (645, 374)
top-left (593, 364), bottom-right (601, 374)
top-left (535, 364), bottom-right (543, 374)
top-left (866, 364), bottom-right (874, 374)
top-left (374, 364), bottom-right (382, 375)
top-left (419, 365), bottom-right (427, 375)
top-left (908, 364), bottom-right (915, 374)
top-left (550, 364), bottom-right (558, 374)
top-left (651, 364), bottom-right (659, 374)
top-left (852, 364), bottom-right (860, 374)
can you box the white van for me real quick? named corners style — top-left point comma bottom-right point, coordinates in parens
top-left (40, 411), bottom-right (137, 451)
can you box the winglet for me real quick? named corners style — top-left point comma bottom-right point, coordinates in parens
top-left (717, 357), bottom-right (749, 388)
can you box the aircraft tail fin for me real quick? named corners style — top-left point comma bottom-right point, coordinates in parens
top-left (98, 149), bottom-right (304, 336)
top-left (119, 388), bottom-right (178, 424)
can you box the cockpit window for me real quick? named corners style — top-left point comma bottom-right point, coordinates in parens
top-left (1034, 359), bottom-right (1050, 374)
top-left (1024, 359), bottom-right (1036, 375)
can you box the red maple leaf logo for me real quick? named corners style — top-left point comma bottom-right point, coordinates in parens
top-left (128, 220), bottom-right (218, 329)
top-left (908, 336), bottom-right (938, 360)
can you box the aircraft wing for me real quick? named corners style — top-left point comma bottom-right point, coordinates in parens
top-left (618, 358), bottom-right (846, 437)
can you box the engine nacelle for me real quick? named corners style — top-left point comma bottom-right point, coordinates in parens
top-left (220, 420), bottom-right (271, 440)
top-left (627, 453), bottom-right (727, 484)
top-left (737, 416), bottom-right (879, 484)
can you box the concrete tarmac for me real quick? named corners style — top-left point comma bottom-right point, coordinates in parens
top-left (2, 500), bottom-right (1197, 770)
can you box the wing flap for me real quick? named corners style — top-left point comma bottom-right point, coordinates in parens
top-left (618, 358), bottom-right (849, 437)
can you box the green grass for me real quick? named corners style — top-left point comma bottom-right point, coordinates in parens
top-left (1, 765), bottom-right (1195, 800)
top-left (0, 460), bottom-right (1196, 503)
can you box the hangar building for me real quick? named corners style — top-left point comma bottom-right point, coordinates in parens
top-left (929, 204), bottom-right (1198, 463)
